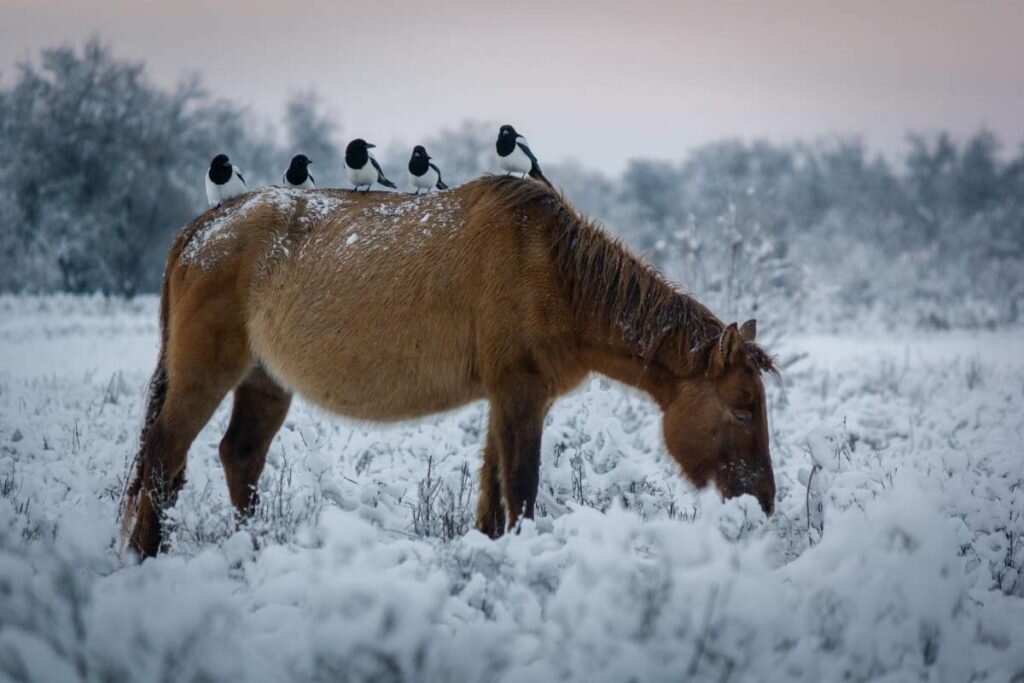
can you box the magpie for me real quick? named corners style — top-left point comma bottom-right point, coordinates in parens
top-left (205, 154), bottom-right (246, 206)
top-left (283, 154), bottom-right (315, 189)
top-left (345, 139), bottom-right (397, 191)
top-left (495, 124), bottom-right (551, 187)
top-left (407, 145), bottom-right (449, 194)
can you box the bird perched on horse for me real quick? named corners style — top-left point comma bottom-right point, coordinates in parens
top-left (407, 145), bottom-right (449, 194)
top-left (345, 139), bottom-right (397, 191)
top-left (495, 124), bottom-right (551, 188)
top-left (282, 154), bottom-right (315, 189)
top-left (205, 154), bottom-right (246, 206)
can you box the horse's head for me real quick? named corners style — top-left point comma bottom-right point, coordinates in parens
top-left (662, 320), bottom-right (776, 514)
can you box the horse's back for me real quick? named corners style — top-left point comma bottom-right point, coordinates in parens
top-left (243, 188), bottom-right (493, 419)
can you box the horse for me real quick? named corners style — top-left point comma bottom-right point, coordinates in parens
top-left (121, 175), bottom-right (777, 557)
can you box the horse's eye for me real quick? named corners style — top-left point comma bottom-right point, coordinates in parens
top-left (732, 409), bottom-right (753, 424)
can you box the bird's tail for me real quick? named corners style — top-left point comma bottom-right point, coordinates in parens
top-left (436, 180), bottom-right (449, 190)
top-left (379, 177), bottom-right (397, 189)
top-left (529, 165), bottom-right (554, 189)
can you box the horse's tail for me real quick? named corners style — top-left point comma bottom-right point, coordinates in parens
top-left (118, 245), bottom-right (174, 548)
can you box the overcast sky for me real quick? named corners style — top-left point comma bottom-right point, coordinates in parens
top-left (2, 0), bottom-right (1023, 172)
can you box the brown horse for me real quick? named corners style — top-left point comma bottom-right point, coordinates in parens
top-left (121, 176), bottom-right (777, 557)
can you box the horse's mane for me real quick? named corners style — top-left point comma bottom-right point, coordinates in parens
top-left (469, 175), bottom-right (777, 377)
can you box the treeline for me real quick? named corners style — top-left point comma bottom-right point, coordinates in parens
top-left (1, 41), bottom-right (1021, 328)
top-left (583, 134), bottom-right (1024, 329)
top-left (0, 40), bottom-right (341, 295)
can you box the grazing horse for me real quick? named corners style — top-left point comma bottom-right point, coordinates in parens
top-left (121, 176), bottom-right (777, 557)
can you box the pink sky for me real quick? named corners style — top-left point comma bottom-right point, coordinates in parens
top-left (2, 0), bottom-right (1022, 171)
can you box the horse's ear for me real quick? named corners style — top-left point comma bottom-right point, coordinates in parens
top-left (739, 319), bottom-right (757, 342)
top-left (709, 323), bottom-right (744, 376)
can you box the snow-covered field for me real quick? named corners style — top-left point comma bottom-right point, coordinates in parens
top-left (1, 294), bottom-right (1022, 682)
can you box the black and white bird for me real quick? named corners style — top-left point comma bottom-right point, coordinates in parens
top-left (344, 139), bottom-right (397, 191)
top-left (282, 154), bottom-right (315, 189)
top-left (205, 154), bottom-right (246, 206)
top-left (495, 124), bottom-right (551, 187)
top-left (407, 146), bottom-right (449, 194)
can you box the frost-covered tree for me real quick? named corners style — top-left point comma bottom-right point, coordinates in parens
top-left (956, 130), bottom-right (999, 215)
top-left (544, 159), bottom-right (618, 220)
top-left (619, 159), bottom-right (680, 250)
top-left (0, 40), bottom-right (268, 294)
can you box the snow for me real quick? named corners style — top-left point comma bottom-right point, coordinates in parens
top-left (0, 295), bottom-right (1022, 682)
top-left (180, 188), bottom-right (357, 271)
top-left (180, 192), bottom-right (265, 269)
top-left (311, 193), bottom-right (462, 266)
top-left (298, 192), bottom-right (351, 225)
top-left (175, 189), bottom-right (466, 279)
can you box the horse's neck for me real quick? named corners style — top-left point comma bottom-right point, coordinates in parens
top-left (539, 201), bottom-right (724, 405)
top-left (577, 302), bottom-right (719, 409)
top-left (579, 344), bottom-right (680, 408)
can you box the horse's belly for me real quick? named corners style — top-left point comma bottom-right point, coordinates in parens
top-left (246, 301), bottom-right (481, 421)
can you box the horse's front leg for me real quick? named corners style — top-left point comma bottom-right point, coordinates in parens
top-left (474, 418), bottom-right (505, 538)
top-left (489, 377), bottom-right (549, 532)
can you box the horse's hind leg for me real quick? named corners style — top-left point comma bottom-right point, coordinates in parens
top-left (129, 315), bottom-right (251, 557)
top-left (219, 365), bottom-right (292, 514)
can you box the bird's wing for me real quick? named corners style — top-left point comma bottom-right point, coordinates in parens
top-left (371, 157), bottom-right (397, 188)
top-left (235, 168), bottom-right (246, 185)
top-left (517, 141), bottom-right (540, 169)
top-left (517, 141), bottom-right (552, 188)
top-left (309, 172), bottom-right (315, 185)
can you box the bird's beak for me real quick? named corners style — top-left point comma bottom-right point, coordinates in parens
top-left (367, 143), bottom-right (376, 149)
top-left (308, 160), bottom-right (313, 164)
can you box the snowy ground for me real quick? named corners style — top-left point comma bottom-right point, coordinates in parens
top-left (0, 294), bottom-right (1022, 682)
